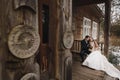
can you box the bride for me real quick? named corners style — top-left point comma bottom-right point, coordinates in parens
top-left (82, 37), bottom-right (120, 79)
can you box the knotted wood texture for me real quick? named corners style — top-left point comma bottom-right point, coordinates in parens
top-left (0, 0), bottom-right (40, 80)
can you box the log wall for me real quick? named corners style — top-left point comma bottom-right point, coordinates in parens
top-left (0, 0), bottom-right (40, 80)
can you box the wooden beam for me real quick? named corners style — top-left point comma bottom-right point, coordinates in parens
top-left (104, 0), bottom-right (111, 56)
top-left (98, 22), bottom-right (101, 42)
top-left (73, 0), bottom-right (106, 6)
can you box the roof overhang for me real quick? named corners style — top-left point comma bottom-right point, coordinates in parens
top-left (73, 0), bottom-right (110, 6)
top-left (94, 5), bottom-right (104, 18)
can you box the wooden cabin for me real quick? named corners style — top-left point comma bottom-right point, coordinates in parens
top-left (0, 0), bottom-right (111, 80)
top-left (71, 5), bottom-right (103, 53)
top-left (0, 0), bottom-right (73, 80)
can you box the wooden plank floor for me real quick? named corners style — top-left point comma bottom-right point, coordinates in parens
top-left (72, 53), bottom-right (116, 80)
top-left (72, 61), bottom-right (105, 80)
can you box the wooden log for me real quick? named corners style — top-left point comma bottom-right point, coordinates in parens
top-left (0, 0), bottom-right (40, 80)
top-left (58, 0), bottom-right (73, 80)
top-left (104, 0), bottom-right (111, 56)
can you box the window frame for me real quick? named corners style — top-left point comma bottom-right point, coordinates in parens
top-left (83, 17), bottom-right (91, 38)
top-left (92, 21), bottom-right (98, 39)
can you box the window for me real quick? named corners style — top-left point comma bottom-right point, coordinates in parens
top-left (83, 17), bottom-right (91, 38)
top-left (92, 21), bottom-right (98, 39)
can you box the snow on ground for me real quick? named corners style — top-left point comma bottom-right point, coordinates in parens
top-left (109, 46), bottom-right (120, 65)
top-left (109, 46), bottom-right (120, 56)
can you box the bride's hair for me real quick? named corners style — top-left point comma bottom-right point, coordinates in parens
top-left (89, 37), bottom-right (94, 42)
top-left (89, 37), bottom-right (99, 48)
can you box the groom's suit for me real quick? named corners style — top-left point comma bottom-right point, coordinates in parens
top-left (80, 39), bottom-right (90, 62)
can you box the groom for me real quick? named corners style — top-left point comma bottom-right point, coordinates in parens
top-left (80, 35), bottom-right (91, 62)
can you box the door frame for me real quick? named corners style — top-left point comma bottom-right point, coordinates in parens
top-left (38, 0), bottom-right (58, 79)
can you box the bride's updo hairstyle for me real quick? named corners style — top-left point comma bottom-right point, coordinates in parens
top-left (89, 37), bottom-right (99, 49)
top-left (89, 37), bottom-right (94, 42)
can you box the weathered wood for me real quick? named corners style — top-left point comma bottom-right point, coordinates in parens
top-left (14, 0), bottom-right (36, 12)
top-left (0, 0), bottom-right (40, 80)
top-left (104, 0), bottom-right (111, 56)
top-left (38, 0), bottom-right (59, 79)
top-left (49, 0), bottom-right (60, 79)
top-left (64, 53), bottom-right (72, 80)
top-left (58, 0), bottom-right (73, 80)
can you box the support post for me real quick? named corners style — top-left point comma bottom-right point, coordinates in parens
top-left (104, 0), bottom-right (111, 56)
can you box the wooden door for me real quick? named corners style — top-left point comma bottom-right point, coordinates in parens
top-left (38, 0), bottom-right (50, 73)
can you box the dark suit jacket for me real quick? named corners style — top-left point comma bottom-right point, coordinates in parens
top-left (81, 39), bottom-right (89, 51)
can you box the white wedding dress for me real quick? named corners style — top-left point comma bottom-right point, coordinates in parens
top-left (82, 42), bottom-right (120, 79)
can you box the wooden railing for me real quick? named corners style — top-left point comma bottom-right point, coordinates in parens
top-left (71, 40), bottom-right (104, 54)
top-left (71, 40), bottom-right (81, 53)
top-left (98, 42), bottom-right (104, 52)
